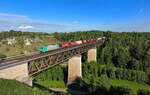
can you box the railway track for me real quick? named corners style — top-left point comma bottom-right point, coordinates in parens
top-left (0, 39), bottom-right (104, 69)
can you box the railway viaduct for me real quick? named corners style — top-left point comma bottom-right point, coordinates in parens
top-left (0, 37), bottom-right (105, 86)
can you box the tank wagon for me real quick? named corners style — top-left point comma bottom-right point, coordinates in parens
top-left (40, 37), bottom-right (105, 52)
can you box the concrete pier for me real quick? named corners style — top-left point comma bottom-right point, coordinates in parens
top-left (67, 55), bottom-right (82, 85)
top-left (88, 47), bottom-right (97, 62)
top-left (0, 63), bottom-right (32, 86)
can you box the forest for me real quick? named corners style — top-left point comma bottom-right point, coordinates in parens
top-left (53, 30), bottom-right (150, 74)
top-left (0, 30), bottom-right (150, 95)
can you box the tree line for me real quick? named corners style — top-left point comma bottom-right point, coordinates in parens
top-left (0, 30), bottom-right (49, 41)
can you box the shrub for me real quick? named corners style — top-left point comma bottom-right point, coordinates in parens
top-left (33, 65), bottom-right (65, 82)
top-left (137, 89), bottom-right (150, 95)
top-left (0, 53), bottom-right (6, 59)
top-left (106, 64), bottom-right (116, 79)
top-left (115, 68), bottom-right (123, 79)
top-left (98, 75), bottom-right (111, 89)
top-left (5, 47), bottom-right (10, 51)
top-left (148, 74), bottom-right (150, 85)
top-left (109, 86), bottom-right (133, 95)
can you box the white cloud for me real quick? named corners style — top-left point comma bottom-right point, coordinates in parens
top-left (18, 25), bottom-right (34, 29)
top-left (0, 13), bottom-right (88, 32)
top-left (0, 13), bottom-right (27, 18)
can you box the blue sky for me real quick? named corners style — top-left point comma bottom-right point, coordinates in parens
top-left (0, 0), bottom-right (150, 32)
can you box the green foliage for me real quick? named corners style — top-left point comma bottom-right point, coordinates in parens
top-left (0, 78), bottom-right (68, 95)
top-left (0, 78), bottom-right (33, 95)
top-left (148, 74), bottom-right (150, 85)
top-left (137, 89), bottom-right (150, 95)
top-left (82, 61), bottom-right (99, 81)
top-left (98, 75), bottom-right (111, 89)
top-left (111, 79), bottom-right (150, 95)
top-left (53, 30), bottom-right (103, 42)
top-left (54, 31), bottom-right (150, 75)
top-left (35, 81), bottom-right (66, 88)
top-left (83, 75), bottom-right (111, 95)
top-left (0, 53), bottom-right (6, 59)
top-left (109, 86), bottom-right (133, 95)
top-left (83, 62), bottom-right (149, 84)
top-left (82, 52), bottom-right (87, 63)
top-left (88, 85), bottom-right (133, 95)
top-left (33, 65), bottom-right (67, 82)
top-left (0, 30), bottom-right (49, 41)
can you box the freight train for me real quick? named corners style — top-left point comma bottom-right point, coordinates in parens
top-left (40, 37), bottom-right (106, 52)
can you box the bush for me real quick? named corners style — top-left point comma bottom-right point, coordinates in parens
top-left (106, 64), bottom-right (116, 79)
top-left (33, 65), bottom-right (66, 82)
top-left (109, 86), bottom-right (133, 95)
top-left (5, 47), bottom-right (10, 51)
top-left (0, 53), bottom-right (6, 59)
top-left (88, 85), bottom-right (133, 95)
top-left (137, 89), bottom-right (150, 95)
top-left (98, 75), bottom-right (111, 89)
top-left (115, 68), bottom-right (123, 79)
top-left (148, 74), bottom-right (150, 85)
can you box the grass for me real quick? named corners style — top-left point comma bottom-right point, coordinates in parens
top-left (0, 78), bottom-right (67, 95)
top-left (34, 81), bottom-right (67, 88)
top-left (110, 78), bottom-right (150, 95)
top-left (0, 78), bottom-right (33, 95)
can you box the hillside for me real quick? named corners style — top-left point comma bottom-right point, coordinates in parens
top-left (0, 30), bottom-right (59, 58)
top-left (0, 78), bottom-right (69, 95)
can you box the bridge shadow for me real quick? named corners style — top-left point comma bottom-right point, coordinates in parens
top-left (67, 77), bottom-right (88, 95)
top-left (66, 77), bottom-right (109, 95)
top-left (33, 83), bottom-right (65, 94)
top-left (33, 77), bottom-right (89, 95)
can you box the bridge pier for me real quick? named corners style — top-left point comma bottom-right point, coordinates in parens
top-left (67, 55), bottom-right (82, 85)
top-left (0, 63), bottom-right (32, 86)
top-left (88, 47), bottom-right (97, 62)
